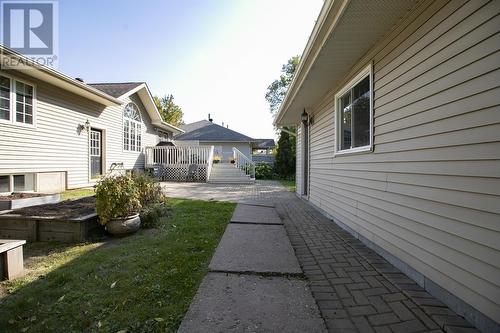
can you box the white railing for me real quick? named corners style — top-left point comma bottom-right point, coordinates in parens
top-left (206, 145), bottom-right (215, 181)
top-left (145, 146), bottom-right (213, 167)
top-left (232, 147), bottom-right (255, 180)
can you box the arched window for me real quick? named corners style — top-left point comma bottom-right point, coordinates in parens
top-left (123, 102), bottom-right (142, 151)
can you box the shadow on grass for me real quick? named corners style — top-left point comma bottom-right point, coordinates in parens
top-left (0, 199), bottom-right (235, 333)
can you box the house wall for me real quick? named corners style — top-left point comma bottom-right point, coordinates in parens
top-left (0, 71), bottom-right (160, 190)
top-left (303, 0), bottom-right (500, 328)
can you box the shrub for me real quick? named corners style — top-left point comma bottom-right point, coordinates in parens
top-left (140, 200), bottom-right (170, 229)
top-left (255, 162), bottom-right (274, 179)
top-left (275, 130), bottom-right (295, 179)
top-left (95, 175), bottom-right (141, 225)
top-left (131, 171), bottom-right (164, 206)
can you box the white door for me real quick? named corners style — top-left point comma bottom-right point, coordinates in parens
top-left (90, 128), bottom-right (103, 178)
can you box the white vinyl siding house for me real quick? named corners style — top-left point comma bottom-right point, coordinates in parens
top-left (175, 120), bottom-right (256, 162)
top-left (0, 50), bottom-right (182, 193)
top-left (277, 1), bottom-right (500, 331)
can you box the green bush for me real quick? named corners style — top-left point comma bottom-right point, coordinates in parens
top-left (140, 200), bottom-right (170, 228)
top-left (96, 172), bottom-right (168, 227)
top-left (95, 175), bottom-right (142, 225)
top-left (255, 162), bottom-right (275, 179)
top-left (131, 171), bottom-right (164, 206)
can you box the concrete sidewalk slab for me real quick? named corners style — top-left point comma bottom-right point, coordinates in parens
top-left (177, 272), bottom-right (327, 333)
top-left (230, 204), bottom-right (282, 225)
top-left (209, 224), bottom-right (302, 274)
top-left (237, 200), bottom-right (276, 208)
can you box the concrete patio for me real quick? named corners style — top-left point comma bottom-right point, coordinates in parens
top-left (171, 181), bottom-right (479, 333)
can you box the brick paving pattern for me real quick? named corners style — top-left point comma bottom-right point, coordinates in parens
top-left (162, 180), bottom-right (479, 333)
top-left (275, 196), bottom-right (478, 333)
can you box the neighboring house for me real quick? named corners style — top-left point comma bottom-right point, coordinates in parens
top-left (251, 139), bottom-right (275, 155)
top-left (0, 46), bottom-right (183, 194)
top-left (274, 1), bottom-right (500, 332)
top-left (175, 119), bottom-right (255, 162)
top-left (251, 139), bottom-right (276, 165)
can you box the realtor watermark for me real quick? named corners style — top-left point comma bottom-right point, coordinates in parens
top-left (1, 0), bottom-right (59, 69)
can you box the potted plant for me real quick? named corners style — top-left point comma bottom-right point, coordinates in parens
top-left (95, 175), bottom-right (142, 235)
top-left (230, 157), bottom-right (236, 164)
top-left (213, 155), bottom-right (221, 164)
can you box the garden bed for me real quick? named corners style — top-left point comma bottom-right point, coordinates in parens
top-left (0, 197), bottom-right (103, 242)
top-left (0, 193), bottom-right (61, 211)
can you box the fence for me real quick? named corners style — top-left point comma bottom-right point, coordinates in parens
top-left (145, 146), bottom-right (214, 182)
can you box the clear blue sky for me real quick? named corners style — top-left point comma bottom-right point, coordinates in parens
top-left (58, 0), bottom-right (323, 138)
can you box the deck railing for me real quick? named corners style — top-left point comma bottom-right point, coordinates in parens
top-left (233, 147), bottom-right (255, 180)
top-left (206, 145), bottom-right (215, 181)
top-left (145, 146), bottom-right (214, 182)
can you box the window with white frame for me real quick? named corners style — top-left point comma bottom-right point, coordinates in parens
top-left (335, 65), bottom-right (372, 154)
top-left (123, 102), bottom-right (142, 152)
top-left (0, 74), bottom-right (35, 125)
top-left (15, 81), bottom-right (34, 124)
top-left (0, 76), bottom-right (11, 121)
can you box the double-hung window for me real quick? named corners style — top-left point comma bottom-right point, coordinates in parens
top-left (0, 74), bottom-right (35, 126)
top-left (123, 102), bottom-right (142, 152)
top-left (335, 65), bottom-right (373, 155)
top-left (0, 76), bottom-right (11, 121)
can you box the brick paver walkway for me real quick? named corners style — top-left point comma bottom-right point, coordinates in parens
top-left (163, 181), bottom-right (478, 333)
top-left (275, 196), bottom-right (478, 333)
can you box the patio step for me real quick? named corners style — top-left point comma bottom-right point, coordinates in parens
top-left (209, 163), bottom-right (254, 184)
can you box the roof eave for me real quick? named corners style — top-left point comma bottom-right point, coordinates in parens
top-left (274, 0), bottom-right (418, 126)
top-left (0, 46), bottom-right (122, 107)
top-left (274, 0), bottom-right (347, 126)
top-left (130, 84), bottom-right (185, 134)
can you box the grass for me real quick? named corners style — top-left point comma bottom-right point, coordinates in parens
top-left (279, 179), bottom-right (296, 192)
top-left (60, 188), bottom-right (95, 200)
top-left (0, 199), bottom-right (235, 333)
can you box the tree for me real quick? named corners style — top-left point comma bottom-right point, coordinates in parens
top-left (275, 130), bottom-right (295, 179)
top-left (265, 56), bottom-right (300, 179)
top-left (153, 94), bottom-right (184, 127)
top-left (265, 55), bottom-right (300, 116)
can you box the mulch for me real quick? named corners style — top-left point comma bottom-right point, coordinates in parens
top-left (0, 193), bottom-right (51, 201)
top-left (4, 197), bottom-right (96, 219)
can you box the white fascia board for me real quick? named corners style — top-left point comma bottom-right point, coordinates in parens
top-left (126, 84), bottom-right (184, 134)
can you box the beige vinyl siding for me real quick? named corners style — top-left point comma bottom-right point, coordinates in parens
top-left (0, 73), bottom-right (159, 189)
top-left (306, 0), bottom-right (500, 324)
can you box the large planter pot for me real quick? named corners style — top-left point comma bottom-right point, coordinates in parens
top-left (105, 214), bottom-right (141, 235)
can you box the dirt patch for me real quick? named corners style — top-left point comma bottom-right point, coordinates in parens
top-left (5, 197), bottom-right (96, 219)
top-left (0, 193), bottom-right (51, 201)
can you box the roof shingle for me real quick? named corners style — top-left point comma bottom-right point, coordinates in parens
top-left (88, 82), bottom-right (144, 98)
top-left (176, 120), bottom-right (255, 142)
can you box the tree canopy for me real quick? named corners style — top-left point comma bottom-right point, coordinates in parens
top-left (265, 56), bottom-right (300, 116)
top-left (264, 56), bottom-right (300, 180)
top-left (153, 94), bottom-right (184, 127)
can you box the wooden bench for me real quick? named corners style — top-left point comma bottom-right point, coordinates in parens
top-left (0, 239), bottom-right (26, 280)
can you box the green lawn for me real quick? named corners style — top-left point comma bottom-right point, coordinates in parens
top-left (0, 199), bottom-right (235, 333)
top-left (279, 179), bottom-right (296, 192)
top-left (60, 188), bottom-right (95, 200)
